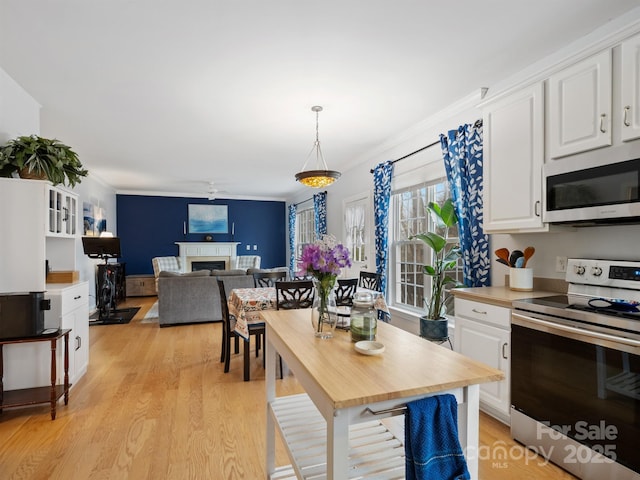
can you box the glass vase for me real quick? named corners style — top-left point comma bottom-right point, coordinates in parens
top-left (311, 278), bottom-right (338, 339)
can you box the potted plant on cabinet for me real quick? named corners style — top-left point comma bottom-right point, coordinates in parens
top-left (412, 198), bottom-right (462, 340)
top-left (0, 134), bottom-right (88, 187)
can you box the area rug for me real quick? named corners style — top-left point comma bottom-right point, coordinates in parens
top-left (141, 301), bottom-right (159, 324)
top-left (89, 307), bottom-right (140, 325)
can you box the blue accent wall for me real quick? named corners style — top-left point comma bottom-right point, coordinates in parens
top-left (116, 195), bottom-right (287, 274)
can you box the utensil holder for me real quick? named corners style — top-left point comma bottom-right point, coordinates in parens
top-left (509, 268), bottom-right (533, 291)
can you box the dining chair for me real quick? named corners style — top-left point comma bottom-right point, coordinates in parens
top-left (217, 277), bottom-right (265, 381)
top-left (274, 280), bottom-right (315, 378)
top-left (253, 270), bottom-right (287, 288)
top-left (335, 278), bottom-right (358, 307)
top-left (275, 280), bottom-right (315, 310)
top-left (359, 271), bottom-right (382, 291)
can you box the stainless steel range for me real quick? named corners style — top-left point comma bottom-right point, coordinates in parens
top-left (511, 258), bottom-right (640, 480)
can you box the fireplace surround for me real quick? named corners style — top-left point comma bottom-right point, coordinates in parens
top-left (175, 242), bottom-right (239, 272)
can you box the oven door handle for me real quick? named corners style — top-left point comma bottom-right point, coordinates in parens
top-left (512, 312), bottom-right (640, 351)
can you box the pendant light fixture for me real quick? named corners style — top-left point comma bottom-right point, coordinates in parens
top-left (295, 105), bottom-right (341, 188)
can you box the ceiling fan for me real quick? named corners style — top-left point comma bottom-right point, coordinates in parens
top-left (206, 181), bottom-right (218, 200)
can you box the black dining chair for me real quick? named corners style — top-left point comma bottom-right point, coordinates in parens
top-left (217, 277), bottom-right (265, 381)
top-left (275, 280), bottom-right (315, 310)
top-left (359, 271), bottom-right (382, 291)
top-left (335, 278), bottom-right (358, 307)
top-left (253, 270), bottom-right (287, 288)
top-left (335, 278), bottom-right (358, 330)
top-left (273, 280), bottom-right (315, 377)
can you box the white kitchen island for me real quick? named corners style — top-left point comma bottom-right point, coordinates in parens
top-left (262, 309), bottom-right (504, 480)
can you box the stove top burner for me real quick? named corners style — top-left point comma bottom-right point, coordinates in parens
top-left (519, 295), bottom-right (640, 320)
top-left (514, 295), bottom-right (640, 335)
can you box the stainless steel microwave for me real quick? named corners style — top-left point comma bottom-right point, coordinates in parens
top-left (544, 158), bottom-right (640, 225)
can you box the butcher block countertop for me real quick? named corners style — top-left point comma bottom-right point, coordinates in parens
top-left (262, 308), bottom-right (505, 409)
top-left (452, 278), bottom-right (567, 309)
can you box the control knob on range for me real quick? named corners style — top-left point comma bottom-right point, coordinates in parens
top-left (591, 266), bottom-right (603, 277)
top-left (574, 265), bottom-right (586, 275)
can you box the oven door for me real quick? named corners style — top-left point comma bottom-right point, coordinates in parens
top-left (511, 312), bottom-right (640, 477)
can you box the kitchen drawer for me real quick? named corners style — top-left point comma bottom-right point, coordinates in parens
top-left (455, 297), bottom-right (511, 329)
top-left (59, 283), bottom-right (89, 315)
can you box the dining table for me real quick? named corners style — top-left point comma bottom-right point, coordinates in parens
top-left (228, 286), bottom-right (277, 339)
top-left (262, 308), bottom-right (504, 480)
top-left (229, 286), bottom-right (390, 339)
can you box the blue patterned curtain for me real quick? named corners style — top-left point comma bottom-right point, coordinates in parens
top-left (440, 121), bottom-right (490, 287)
top-left (373, 161), bottom-right (394, 295)
top-left (313, 191), bottom-right (327, 238)
top-left (288, 204), bottom-right (297, 276)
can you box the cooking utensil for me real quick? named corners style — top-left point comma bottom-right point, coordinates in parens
top-left (509, 250), bottom-right (524, 267)
top-left (495, 248), bottom-right (510, 265)
top-left (496, 258), bottom-right (510, 267)
top-left (515, 256), bottom-right (525, 268)
top-left (523, 246), bottom-right (535, 267)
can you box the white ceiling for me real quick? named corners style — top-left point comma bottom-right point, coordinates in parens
top-left (2, 1), bottom-right (640, 200)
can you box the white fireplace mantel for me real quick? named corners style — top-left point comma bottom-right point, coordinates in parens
top-left (175, 242), bottom-right (239, 272)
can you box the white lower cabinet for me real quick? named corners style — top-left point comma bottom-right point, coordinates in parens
top-left (46, 282), bottom-right (90, 386)
top-left (454, 297), bottom-right (511, 424)
top-left (2, 283), bottom-right (89, 390)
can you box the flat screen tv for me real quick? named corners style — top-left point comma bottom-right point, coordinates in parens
top-left (82, 236), bottom-right (121, 259)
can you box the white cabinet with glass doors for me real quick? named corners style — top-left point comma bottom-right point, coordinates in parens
top-left (47, 185), bottom-right (78, 237)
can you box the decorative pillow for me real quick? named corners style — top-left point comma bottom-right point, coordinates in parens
top-left (247, 267), bottom-right (290, 277)
top-left (159, 270), bottom-right (210, 277)
top-left (212, 269), bottom-right (247, 276)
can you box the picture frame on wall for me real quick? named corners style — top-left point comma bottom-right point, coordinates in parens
top-left (83, 202), bottom-right (95, 236)
top-left (188, 204), bottom-right (228, 233)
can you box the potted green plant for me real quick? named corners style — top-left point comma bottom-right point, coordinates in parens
top-left (412, 198), bottom-right (461, 340)
top-left (0, 134), bottom-right (88, 187)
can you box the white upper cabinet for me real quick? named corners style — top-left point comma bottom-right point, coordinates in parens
top-left (483, 82), bottom-right (547, 233)
top-left (548, 49), bottom-right (612, 158)
top-left (47, 185), bottom-right (78, 237)
top-left (621, 32), bottom-right (640, 142)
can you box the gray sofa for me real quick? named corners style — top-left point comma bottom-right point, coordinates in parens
top-left (156, 267), bottom-right (289, 327)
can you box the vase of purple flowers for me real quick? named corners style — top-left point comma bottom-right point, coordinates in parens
top-left (298, 235), bottom-right (352, 339)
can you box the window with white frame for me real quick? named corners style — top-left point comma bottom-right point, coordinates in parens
top-left (344, 198), bottom-right (367, 263)
top-left (390, 179), bottom-right (461, 313)
top-left (295, 207), bottom-right (315, 261)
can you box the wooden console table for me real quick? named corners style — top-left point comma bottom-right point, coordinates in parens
top-left (0, 329), bottom-right (71, 420)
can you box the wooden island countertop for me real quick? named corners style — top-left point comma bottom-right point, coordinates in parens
top-left (262, 308), bottom-right (504, 410)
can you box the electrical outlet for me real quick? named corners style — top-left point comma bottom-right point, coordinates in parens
top-left (245, 245), bottom-right (250, 251)
top-left (253, 245), bottom-right (258, 250)
top-left (556, 256), bottom-right (568, 273)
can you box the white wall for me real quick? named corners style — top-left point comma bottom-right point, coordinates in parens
top-left (68, 175), bottom-right (118, 311)
top-left (0, 67), bottom-right (40, 141)
top-left (1, 65), bottom-right (118, 312)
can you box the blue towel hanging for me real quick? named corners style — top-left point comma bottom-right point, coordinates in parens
top-left (405, 394), bottom-right (470, 480)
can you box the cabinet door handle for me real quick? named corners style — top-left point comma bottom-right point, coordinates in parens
top-left (74, 295), bottom-right (82, 300)
top-left (600, 113), bottom-right (607, 133)
top-left (534, 200), bottom-right (541, 217)
top-left (624, 106), bottom-right (631, 127)
top-left (502, 342), bottom-right (509, 359)
top-left (75, 336), bottom-right (81, 351)
top-left (471, 308), bottom-right (487, 315)
top-left (63, 206), bottom-right (69, 222)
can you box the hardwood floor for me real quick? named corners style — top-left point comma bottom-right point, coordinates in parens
top-left (0, 296), bottom-right (576, 479)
